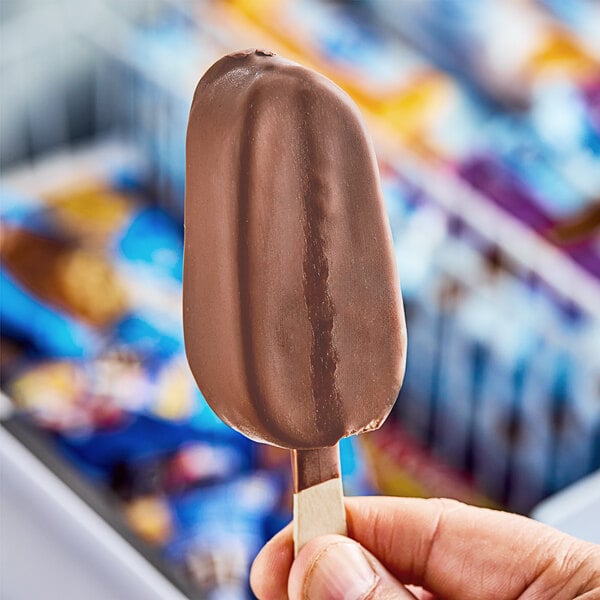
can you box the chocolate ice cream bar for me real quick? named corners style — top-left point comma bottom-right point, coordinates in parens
top-left (184, 49), bottom-right (406, 552)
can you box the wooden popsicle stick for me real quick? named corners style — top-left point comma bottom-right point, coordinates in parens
top-left (291, 444), bottom-right (348, 556)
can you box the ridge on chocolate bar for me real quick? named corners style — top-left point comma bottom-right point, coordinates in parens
top-left (184, 49), bottom-right (406, 449)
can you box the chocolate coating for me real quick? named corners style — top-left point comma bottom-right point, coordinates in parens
top-left (184, 50), bottom-right (406, 449)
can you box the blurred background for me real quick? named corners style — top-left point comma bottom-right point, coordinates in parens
top-left (1, 0), bottom-right (599, 598)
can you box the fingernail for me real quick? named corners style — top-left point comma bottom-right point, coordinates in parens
top-left (304, 542), bottom-right (378, 600)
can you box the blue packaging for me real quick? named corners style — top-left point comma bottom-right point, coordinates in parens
top-left (0, 269), bottom-right (100, 357)
top-left (165, 473), bottom-right (282, 599)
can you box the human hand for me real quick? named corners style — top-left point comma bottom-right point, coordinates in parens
top-left (251, 497), bottom-right (600, 599)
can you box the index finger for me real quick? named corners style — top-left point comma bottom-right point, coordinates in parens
top-left (250, 496), bottom-right (598, 599)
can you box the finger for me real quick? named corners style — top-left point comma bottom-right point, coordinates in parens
top-left (250, 521), bottom-right (432, 600)
top-left (250, 522), bottom-right (293, 600)
top-left (288, 534), bottom-right (417, 600)
top-left (251, 496), bottom-right (598, 600)
top-left (344, 496), bottom-right (597, 599)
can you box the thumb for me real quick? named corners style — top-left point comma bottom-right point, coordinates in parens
top-left (288, 534), bottom-right (418, 600)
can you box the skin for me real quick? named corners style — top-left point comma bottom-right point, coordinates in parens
top-left (250, 497), bottom-right (600, 600)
